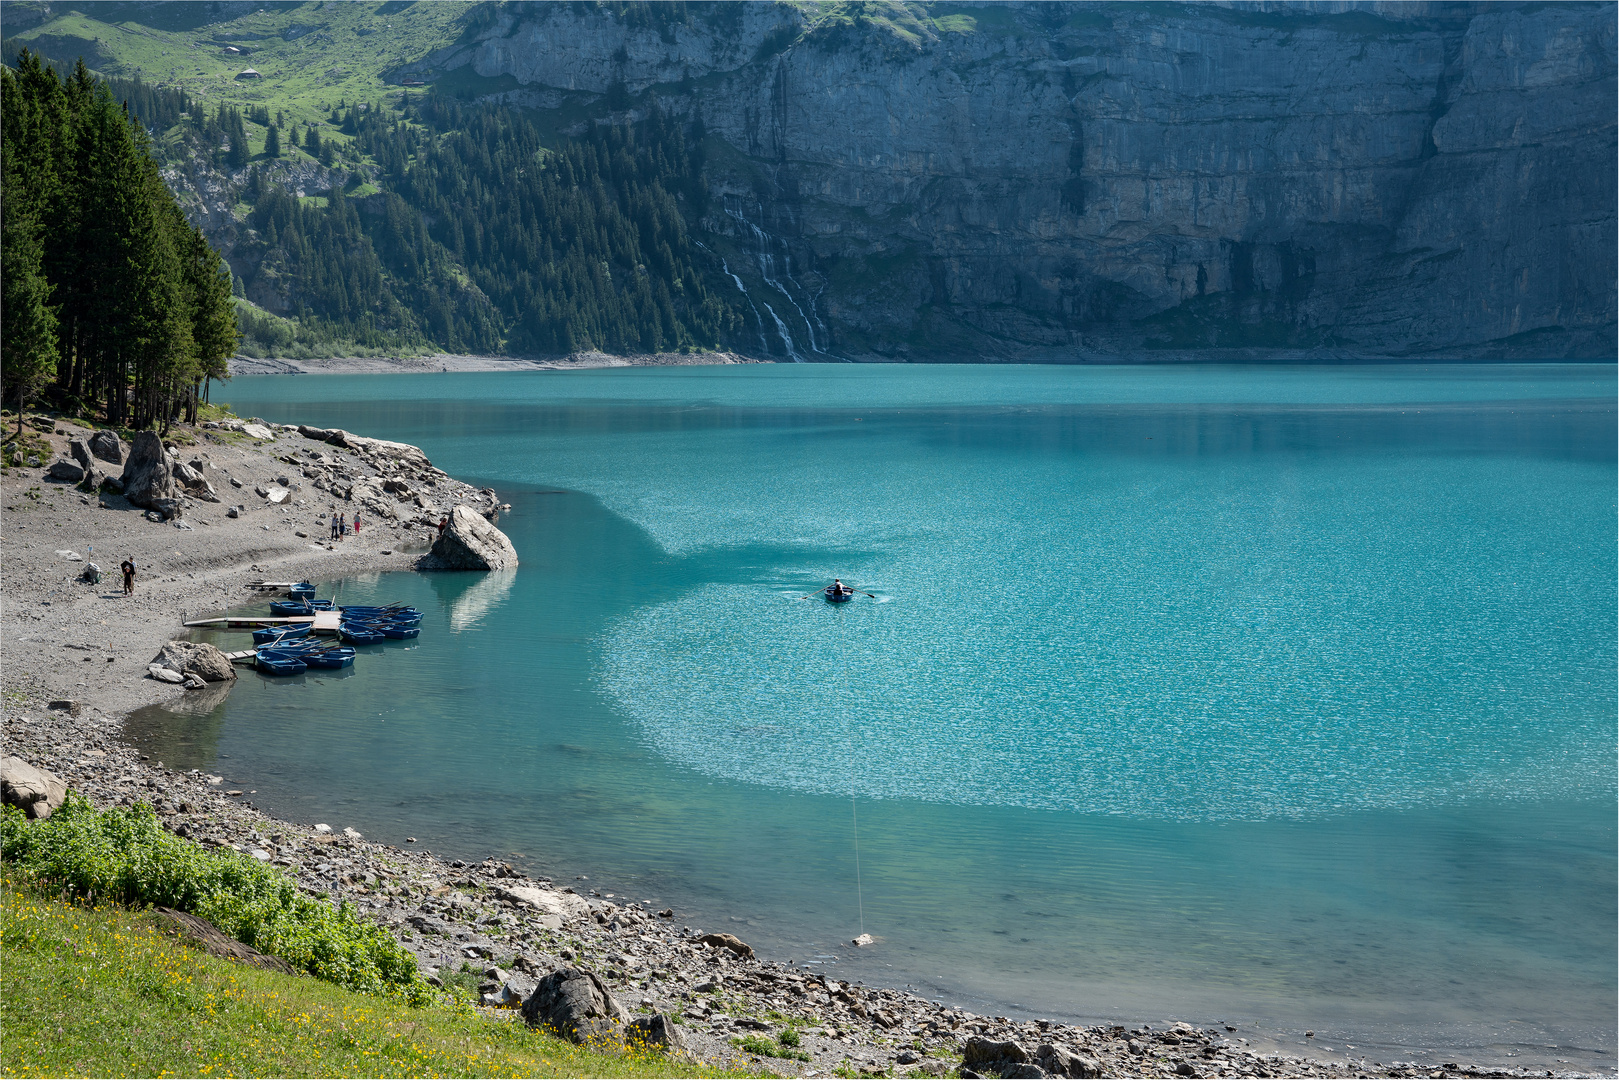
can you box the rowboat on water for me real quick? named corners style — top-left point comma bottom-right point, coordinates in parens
top-left (255, 652), bottom-right (307, 675)
top-left (824, 586), bottom-right (854, 603)
top-left (377, 624), bottom-right (421, 640)
top-left (269, 598), bottom-right (334, 616)
top-left (288, 582), bottom-right (316, 599)
top-left (339, 623), bottom-right (387, 645)
top-left (253, 623), bottom-right (311, 645)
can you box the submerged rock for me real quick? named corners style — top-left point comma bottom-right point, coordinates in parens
top-left (418, 504), bottom-right (518, 571)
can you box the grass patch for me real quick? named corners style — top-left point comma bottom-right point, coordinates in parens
top-left (2, 797), bottom-right (430, 1003)
top-left (0, 877), bottom-right (744, 1078)
top-left (731, 1029), bottom-right (810, 1062)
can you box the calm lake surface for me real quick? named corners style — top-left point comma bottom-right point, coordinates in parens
top-left (153, 364), bottom-right (1616, 1067)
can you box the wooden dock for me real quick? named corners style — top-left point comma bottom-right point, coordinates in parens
top-left (186, 611), bottom-right (342, 635)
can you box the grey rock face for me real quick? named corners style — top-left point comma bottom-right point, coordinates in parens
top-left (454, 2), bottom-right (1615, 359)
top-left (1, 756), bottom-right (67, 820)
top-left (418, 504), bottom-right (518, 571)
top-left (47, 460), bottom-right (84, 482)
top-left (154, 640), bottom-right (238, 682)
top-left (520, 966), bottom-right (627, 1042)
top-left (89, 429), bottom-right (124, 464)
top-left (120, 432), bottom-right (178, 509)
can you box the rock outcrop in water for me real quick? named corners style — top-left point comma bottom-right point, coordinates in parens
top-left (405, 1), bottom-right (1616, 361)
top-left (418, 504), bottom-right (519, 571)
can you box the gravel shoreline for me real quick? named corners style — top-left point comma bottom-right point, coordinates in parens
top-left (0, 412), bottom-right (1586, 1080)
top-left (228, 349), bottom-right (769, 376)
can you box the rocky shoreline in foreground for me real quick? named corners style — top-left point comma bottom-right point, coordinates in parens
top-left (0, 411), bottom-right (1585, 1080)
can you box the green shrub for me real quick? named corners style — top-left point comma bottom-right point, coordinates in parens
top-left (1, 796), bottom-right (432, 1004)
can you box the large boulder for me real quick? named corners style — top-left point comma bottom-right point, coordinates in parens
top-left (494, 884), bottom-right (593, 929)
top-left (153, 640), bottom-right (237, 682)
top-left (520, 967), bottom-right (626, 1043)
top-left (47, 459), bottom-right (84, 482)
top-left (120, 431), bottom-right (178, 509)
top-left (2, 757), bottom-right (67, 820)
top-left (89, 429), bottom-right (124, 464)
top-left (1036, 1044), bottom-right (1103, 1078)
top-left (171, 461), bottom-right (219, 502)
top-left (964, 1038), bottom-right (1031, 1068)
top-left (418, 504), bottom-right (518, 571)
top-left (70, 439), bottom-right (108, 490)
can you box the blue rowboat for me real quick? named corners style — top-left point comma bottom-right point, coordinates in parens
top-left (288, 582), bottom-right (316, 598)
top-left (255, 652), bottom-right (307, 675)
top-left (378, 624), bottom-right (420, 640)
top-left (339, 623), bottom-right (387, 645)
top-left (269, 599), bottom-right (334, 616)
top-left (253, 624), bottom-right (311, 645)
top-left (301, 647), bottom-right (355, 669)
top-left (341, 606), bottom-right (421, 623)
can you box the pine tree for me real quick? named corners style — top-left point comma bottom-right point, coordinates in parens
top-left (264, 122), bottom-right (280, 157)
top-left (0, 106), bottom-right (60, 430)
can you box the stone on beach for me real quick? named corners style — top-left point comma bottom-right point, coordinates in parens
top-left (120, 431), bottom-right (178, 509)
top-left (148, 664), bottom-right (186, 684)
top-left (689, 931), bottom-right (755, 959)
top-left (47, 459), bottom-right (84, 482)
top-left (418, 504), bottom-right (517, 571)
top-left (495, 883), bottom-right (592, 929)
top-left (153, 640), bottom-right (237, 682)
top-left (520, 966), bottom-right (627, 1042)
top-left (1, 756), bottom-right (67, 820)
top-left (627, 1012), bottom-right (686, 1050)
top-left (965, 1036), bottom-right (1031, 1067)
top-left (1037, 1043), bottom-right (1103, 1078)
top-left (88, 429), bottom-right (124, 464)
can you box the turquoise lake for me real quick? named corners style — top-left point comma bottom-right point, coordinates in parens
top-left (148, 364), bottom-right (1615, 1068)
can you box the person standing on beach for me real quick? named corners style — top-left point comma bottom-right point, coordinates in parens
top-left (330, 510), bottom-right (342, 541)
top-left (353, 512), bottom-right (362, 536)
top-left (120, 557), bottom-right (135, 596)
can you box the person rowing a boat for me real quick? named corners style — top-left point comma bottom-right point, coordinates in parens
top-left (826, 579), bottom-right (853, 601)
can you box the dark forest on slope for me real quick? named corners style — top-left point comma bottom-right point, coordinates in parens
top-left (236, 95), bottom-right (738, 357)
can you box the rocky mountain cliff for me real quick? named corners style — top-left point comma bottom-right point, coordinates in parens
top-left (409, 1), bottom-right (1615, 361)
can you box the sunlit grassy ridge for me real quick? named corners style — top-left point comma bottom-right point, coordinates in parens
top-left (6, 2), bottom-right (476, 141)
top-left (0, 877), bottom-right (752, 1079)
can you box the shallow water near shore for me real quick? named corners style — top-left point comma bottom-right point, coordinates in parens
top-left (148, 364), bottom-right (1614, 1068)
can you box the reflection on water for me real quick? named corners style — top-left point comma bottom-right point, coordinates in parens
top-left (447, 569), bottom-right (516, 632)
top-left (143, 364), bottom-right (1617, 1068)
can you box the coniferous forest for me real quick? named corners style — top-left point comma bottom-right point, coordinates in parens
top-left (230, 94), bottom-right (737, 356)
top-left (1, 51), bottom-right (237, 429)
top-left (2, 48), bottom-right (745, 391)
